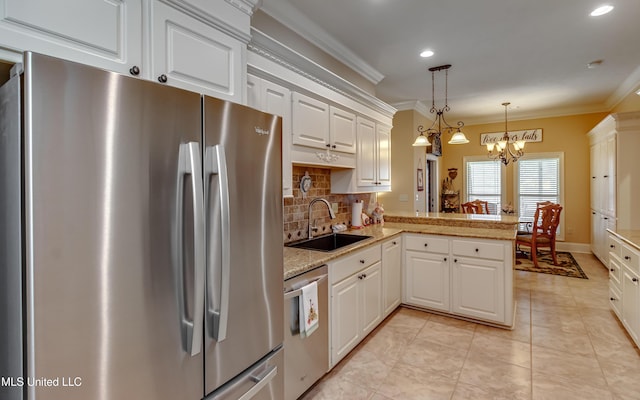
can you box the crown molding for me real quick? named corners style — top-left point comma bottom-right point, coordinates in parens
top-left (225, 0), bottom-right (262, 15)
top-left (259, 0), bottom-right (384, 85)
top-left (606, 65), bottom-right (640, 110)
top-left (391, 101), bottom-right (431, 118)
top-left (249, 28), bottom-right (396, 118)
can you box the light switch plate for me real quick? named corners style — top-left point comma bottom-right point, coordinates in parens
top-left (332, 202), bottom-right (339, 213)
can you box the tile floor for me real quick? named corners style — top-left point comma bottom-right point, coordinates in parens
top-left (301, 252), bottom-right (640, 400)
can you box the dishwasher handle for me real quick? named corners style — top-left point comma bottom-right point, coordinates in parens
top-left (284, 274), bottom-right (328, 300)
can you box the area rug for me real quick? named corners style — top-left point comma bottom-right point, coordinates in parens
top-left (515, 251), bottom-right (588, 279)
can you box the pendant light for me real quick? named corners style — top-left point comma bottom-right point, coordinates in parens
top-left (487, 102), bottom-right (525, 165)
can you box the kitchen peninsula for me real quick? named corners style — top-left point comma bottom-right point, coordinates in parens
top-left (284, 211), bottom-right (519, 328)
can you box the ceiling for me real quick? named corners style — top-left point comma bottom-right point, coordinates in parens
top-left (260, 0), bottom-right (640, 124)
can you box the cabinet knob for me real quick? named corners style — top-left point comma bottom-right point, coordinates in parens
top-left (424, 243), bottom-right (428, 247)
top-left (633, 277), bottom-right (638, 283)
top-left (129, 65), bottom-right (140, 76)
top-left (444, 257), bottom-right (447, 262)
top-left (360, 259), bottom-right (365, 264)
top-left (326, 144), bottom-right (331, 148)
top-left (475, 248), bottom-right (479, 252)
top-left (610, 244), bottom-right (615, 248)
top-left (592, 176), bottom-right (596, 179)
top-left (610, 268), bottom-right (615, 272)
top-left (362, 273), bottom-right (367, 278)
top-left (454, 258), bottom-right (458, 263)
top-left (604, 175), bottom-right (609, 178)
top-left (358, 274), bottom-right (363, 280)
top-left (625, 256), bottom-right (631, 260)
top-left (392, 241), bottom-right (397, 245)
top-left (158, 74), bottom-right (168, 83)
top-left (610, 297), bottom-right (616, 301)
top-left (332, 145), bottom-right (337, 149)
top-left (604, 217), bottom-right (608, 220)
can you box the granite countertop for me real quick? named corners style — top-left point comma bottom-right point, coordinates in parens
top-left (608, 229), bottom-right (640, 251)
top-left (283, 212), bottom-right (519, 280)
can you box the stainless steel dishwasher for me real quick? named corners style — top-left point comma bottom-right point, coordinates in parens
top-left (284, 265), bottom-right (329, 400)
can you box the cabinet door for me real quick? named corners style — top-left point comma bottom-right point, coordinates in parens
top-left (356, 116), bottom-right (377, 187)
top-left (404, 251), bottom-right (449, 312)
top-left (292, 92), bottom-right (329, 149)
top-left (604, 135), bottom-right (616, 216)
top-left (331, 275), bottom-right (360, 366)
top-left (382, 238), bottom-right (402, 317)
top-left (622, 267), bottom-right (640, 342)
top-left (329, 106), bottom-right (356, 153)
top-left (262, 80), bottom-right (293, 197)
top-left (376, 124), bottom-right (392, 188)
top-left (151, 1), bottom-right (243, 101)
top-left (452, 257), bottom-right (505, 323)
top-left (0, 0), bottom-right (142, 76)
top-left (360, 261), bottom-right (382, 337)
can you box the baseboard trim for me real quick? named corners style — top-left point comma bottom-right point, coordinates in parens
top-left (557, 242), bottom-right (591, 253)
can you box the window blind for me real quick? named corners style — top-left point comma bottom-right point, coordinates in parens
top-left (517, 157), bottom-right (560, 224)
top-left (465, 160), bottom-right (502, 209)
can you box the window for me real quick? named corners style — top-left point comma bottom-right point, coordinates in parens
top-left (463, 156), bottom-right (506, 214)
top-left (515, 152), bottom-right (564, 239)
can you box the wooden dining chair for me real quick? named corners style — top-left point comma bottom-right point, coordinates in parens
top-left (461, 199), bottom-right (490, 214)
top-left (516, 203), bottom-right (563, 267)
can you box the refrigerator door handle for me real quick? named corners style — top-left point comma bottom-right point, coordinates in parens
top-left (238, 365), bottom-right (278, 400)
top-left (177, 142), bottom-right (206, 356)
top-left (205, 144), bottom-right (231, 342)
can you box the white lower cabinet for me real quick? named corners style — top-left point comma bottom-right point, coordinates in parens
top-left (382, 237), bottom-right (402, 317)
top-left (404, 251), bottom-right (449, 312)
top-left (608, 231), bottom-right (640, 347)
top-left (402, 233), bottom-right (513, 326)
top-left (329, 245), bottom-right (382, 367)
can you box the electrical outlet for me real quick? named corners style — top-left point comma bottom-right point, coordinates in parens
top-left (331, 202), bottom-right (339, 213)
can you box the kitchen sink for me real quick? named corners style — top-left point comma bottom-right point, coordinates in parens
top-left (286, 233), bottom-right (372, 252)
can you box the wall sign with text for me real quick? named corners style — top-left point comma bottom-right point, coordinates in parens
top-left (479, 129), bottom-right (542, 146)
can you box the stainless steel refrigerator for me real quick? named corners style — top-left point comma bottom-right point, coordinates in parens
top-left (0, 52), bottom-right (283, 400)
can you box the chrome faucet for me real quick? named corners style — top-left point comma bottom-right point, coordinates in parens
top-left (308, 198), bottom-right (336, 239)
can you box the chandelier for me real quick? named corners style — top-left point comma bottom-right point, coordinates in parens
top-left (412, 64), bottom-right (469, 147)
top-left (487, 102), bottom-right (525, 165)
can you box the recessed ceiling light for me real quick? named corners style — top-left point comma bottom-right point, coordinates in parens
top-left (420, 50), bottom-right (434, 58)
top-left (590, 5), bottom-right (614, 16)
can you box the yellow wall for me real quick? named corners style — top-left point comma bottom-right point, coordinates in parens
top-left (377, 109), bottom-right (432, 213)
top-left (440, 113), bottom-right (607, 244)
top-left (612, 89), bottom-right (640, 113)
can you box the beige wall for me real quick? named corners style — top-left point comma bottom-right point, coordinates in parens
top-left (439, 112), bottom-right (608, 244)
top-left (377, 110), bottom-right (432, 213)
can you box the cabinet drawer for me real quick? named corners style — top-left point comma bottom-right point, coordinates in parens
top-left (608, 234), bottom-right (623, 259)
top-left (330, 244), bottom-right (381, 284)
top-left (452, 239), bottom-right (504, 261)
top-left (621, 244), bottom-right (640, 274)
top-left (404, 234), bottom-right (449, 254)
top-left (609, 254), bottom-right (622, 289)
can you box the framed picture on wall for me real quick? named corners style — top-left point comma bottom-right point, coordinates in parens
top-left (417, 168), bottom-right (424, 191)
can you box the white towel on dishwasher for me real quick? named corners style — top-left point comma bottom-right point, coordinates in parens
top-left (299, 281), bottom-right (319, 338)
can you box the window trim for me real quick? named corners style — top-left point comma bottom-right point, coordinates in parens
top-left (462, 155), bottom-right (507, 213)
top-left (514, 152), bottom-right (565, 240)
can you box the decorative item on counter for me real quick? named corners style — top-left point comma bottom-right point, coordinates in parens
top-left (299, 171), bottom-right (312, 199)
top-left (331, 224), bottom-right (348, 232)
top-left (361, 212), bottom-right (371, 226)
top-left (351, 200), bottom-right (364, 229)
top-left (442, 168), bottom-right (458, 194)
top-left (501, 202), bottom-right (515, 214)
top-left (371, 202), bottom-right (385, 224)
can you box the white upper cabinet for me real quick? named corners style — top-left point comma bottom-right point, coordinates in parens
top-left (291, 92), bottom-right (356, 154)
top-left (292, 92), bottom-right (330, 149)
top-left (329, 106), bottom-right (357, 153)
top-left (0, 0), bottom-right (143, 76)
top-left (151, 0), bottom-right (244, 102)
top-left (246, 74), bottom-right (293, 197)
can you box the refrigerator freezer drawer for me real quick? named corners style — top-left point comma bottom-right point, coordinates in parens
top-left (207, 347), bottom-right (284, 400)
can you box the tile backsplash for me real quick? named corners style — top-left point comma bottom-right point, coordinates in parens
top-left (284, 166), bottom-right (376, 243)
